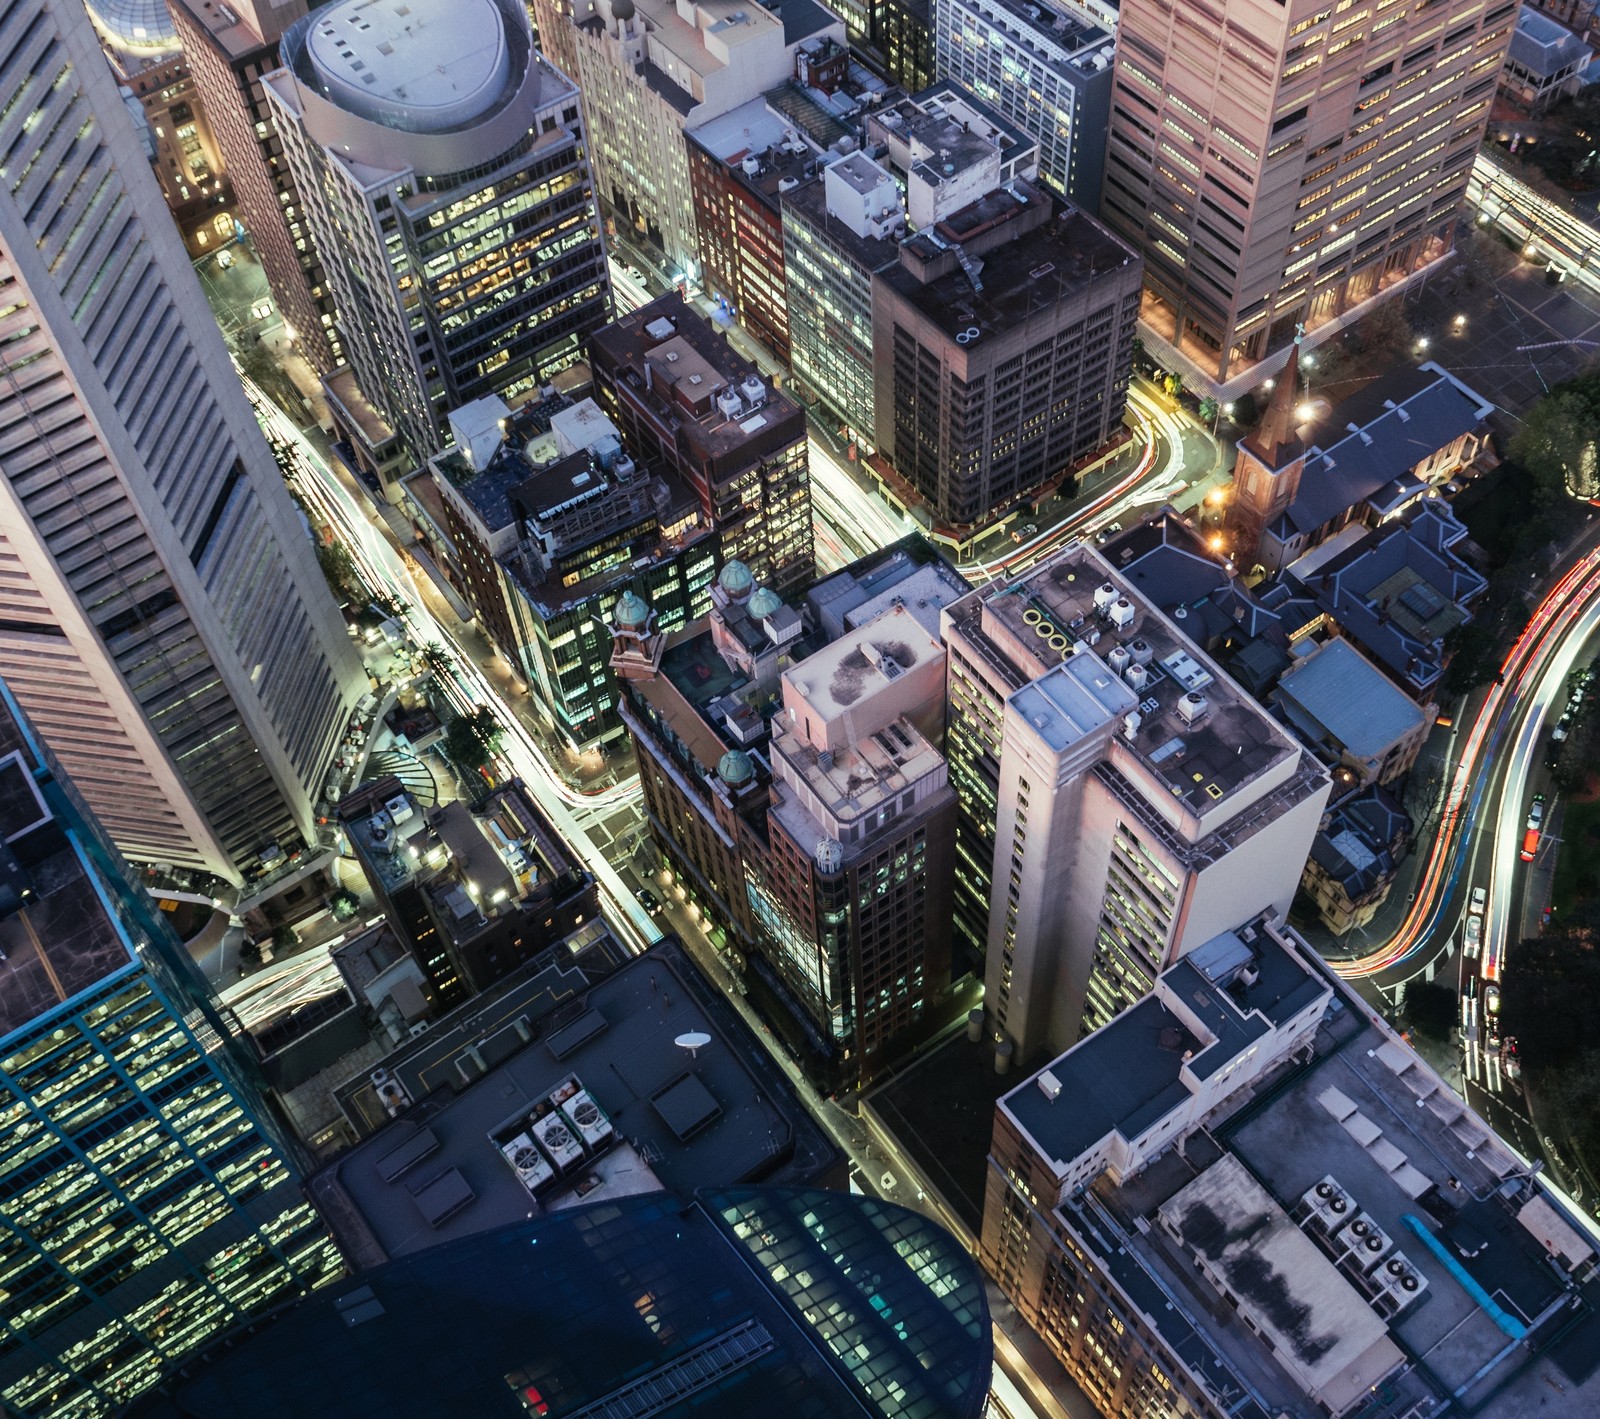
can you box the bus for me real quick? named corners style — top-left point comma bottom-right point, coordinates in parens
top-left (1520, 794), bottom-right (1546, 863)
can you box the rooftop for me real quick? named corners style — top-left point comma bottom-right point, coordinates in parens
top-left (1511, 8), bottom-right (1593, 76)
top-left (132, 1187), bottom-right (992, 1419)
top-left (1276, 363), bottom-right (1494, 538)
top-left (1008, 942), bottom-right (1600, 1419)
top-left (312, 941), bottom-right (838, 1266)
top-left (968, 543), bottom-right (1305, 816)
top-left (688, 96), bottom-right (819, 207)
top-left (623, 0), bottom-right (785, 88)
top-left (806, 538), bottom-right (971, 641)
top-left (1273, 639), bottom-right (1427, 761)
top-left (781, 166), bottom-right (902, 273)
top-left (302, 0), bottom-right (518, 130)
top-left (883, 187), bottom-right (1138, 346)
top-left (781, 602), bottom-right (942, 722)
top-left (591, 295), bottom-right (805, 466)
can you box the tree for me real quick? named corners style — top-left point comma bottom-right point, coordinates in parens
top-left (329, 887), bottom-right (360, 920)
top-left (1510, 390), bottom-right (1596, 501)
top-left (1163, 372), bottom-right (1184, 399)
top-left (271, 924), bottom-right (298, 954)
top-left (445, 706), bottom-right (503, 772)
top-left (315, 538), bottom-right (364, 606)
top-left (1400, 979), bottom-right (1458, 1042)
top-left (1198, 396), bottom-right (1219, 427)
top-left (1359, 298), bottom-right (1414, 356)
top-left (1442, 620), bottom-right (1501, 696)
top-left (1499, 920), bottom-right (1600, 1072)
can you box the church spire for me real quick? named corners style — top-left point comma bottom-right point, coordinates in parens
top-left (1247, 326), bottom-right (1305, 469)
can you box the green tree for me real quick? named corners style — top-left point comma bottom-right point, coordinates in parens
top-left (1400, 979), bottom-right (1458, 1043)
top-left (270, 924), bottom-right (298, 954)
top-left (315, 538), bottom-right (365, 606)
top-left (1198, 396), bottom-right (1219, 426)
top-left (1500, 918), bottom-right (1600, 1071)
top-left (1359, 298), bottom-right (1414, 356)
top-left (1510, 390), bottom-right (1595, 501)
top-left (329, 887), bottom-right (360, 920)
top-left (1163, 372), bottom-right (1184, 398)
top-left (445, 707), bottom-right (503, 771)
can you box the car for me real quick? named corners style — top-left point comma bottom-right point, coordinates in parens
top-left (216, 248), bottom-right (234, 269)
top-left (1010, 523), bottom-right (1037, 544)
top-left (634, 887), bottom-right (662, 917)
top-left (1486, 1016), bottom-right (1502, 1049)
top-left (1462, 973), bottom-right (1479, 1000)
top-left (1484, 983), bottom-right (1501, 1015)
top-left (1521, 793), bottom-right (1546, 861)
top-left (251, 301), bottom-right (273, 321)
top-left (1469, 886), bottom-right (1487, 916)
top-left (1463, 915), bottom-right (1482, 958)
top-left (1552, 715), bottom-right (1571, 744)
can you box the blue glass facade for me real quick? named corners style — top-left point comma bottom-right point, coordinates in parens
top-left (0, 685), bottom-right (342, 1417)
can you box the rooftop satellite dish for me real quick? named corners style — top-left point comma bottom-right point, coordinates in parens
top-left (675, 1031), bottom-right (713, 1060)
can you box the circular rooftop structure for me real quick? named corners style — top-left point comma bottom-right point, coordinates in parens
top-left (610, 0), bottom-right (637, 18)
top-left (305, 0), bottom-right (513, 132)
top-left (84, 0), bottom-right (177, 55)
top-left (613, 590), bottom-right (651, 632)
top-left (718, 750), bottom-right (754, 787)
top-left (747, 586), bottom-right (782, 621)
top-left (718, 560), bottom-right (754, 597)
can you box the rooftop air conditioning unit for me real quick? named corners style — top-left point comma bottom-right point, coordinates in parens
top-left (560, 1089), bottom-right (616, 1149)
top-left (1301, 1176), bottom-right (1354, 1231)
top-left (1176, 692), bottom-right (1209, 725)
top-left (502, 1134), bottom-right (555, 1194)
top-left (1107, 598), bottom-right (1135, 632)
top-left (532, 1112), bottom-right (585, 1172)
top-left (1092, 581), bottom-right (1119, 612)
top-left (1127, 638), bottom-right (1154, 666)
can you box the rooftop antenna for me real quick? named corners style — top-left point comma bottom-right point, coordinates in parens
top-left (675, 1031), bottom-right (713, 1060)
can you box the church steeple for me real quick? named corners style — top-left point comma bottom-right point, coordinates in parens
top-left (1247, 326), bottom-right (1305, 470)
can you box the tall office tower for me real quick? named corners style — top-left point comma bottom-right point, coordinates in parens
top-left (0, 682), bottom-right (341, 1418)
top-left (264, 0), bottom-right (611, 468)
top-left (941, 543), bottom-right (1329, 1063)
top-left (935, 0), bottom-right (1116, 208)
top-left (982, 915), bottom-right (1600, 1419)
top-left (0, 0), bottom-right (366, 887)
top-left (614, 550), bottom-right (970, 1089)
top-left (554, 0), bottom-right (845, 279)
top-left (168, 0), bottom-right (340, 373)
top-left (590, 294), bottom-right (815, 596)
top-left (783, 153), bottom-right (905, 448)
top-left (872, 0), bottom-right (935, 92)
top-left (1102, 0), bottom-right (1516, 394)
top-left (872, 183), bottom-right (1141, 531)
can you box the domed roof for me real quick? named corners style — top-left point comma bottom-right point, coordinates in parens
top-left (747, 586), bottom-right (783, 621)
top-left (718, 749), bottom-right (754, 786)
top-left (611, 0), bottom-right (636, 18)
top-left (613, 590), bottom-right (651, 632)
top-left (717, 560), bottom-right (754, 596)
top-left (84, 0), bottom-right (177, 54)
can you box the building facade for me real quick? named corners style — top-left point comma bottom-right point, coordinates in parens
top-left (265, 0), bottom-right (610, 466)
top-left (782, 154), bottom-right (904, 445)
top-left (935, 0), bottom-right (1116, 208)
top-left (0, 683), bottom-right (342, 1418)
top-left (942, 543), bottom-right (1330, 1062)
top-left (0, 0), bottom-right (366, 886)
top-left (686, 99), bottom-right (823, 365)
top-left (556, 0), bottom-right (844, 278)
top-left (591, 294), bottom-right (814, 596)
top-left (873, 184), bottom-right (1141, 530)
top-left (168, 0), bottom-right (339, 372)
top-left (1102, 0), bottom-right (1517, 393)
top-left (872, 0), bottom-right (935, 93)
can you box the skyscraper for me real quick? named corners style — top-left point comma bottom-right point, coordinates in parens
top-left (941, 542), bottom-right (1329, 1062)
top-left (167, 0), bottom-right (340, 372)
top-left (0, 0), bottom-right (366, 887)
top-left (1101, 0), bottom-right (1517, 393)
top-left (0, 681), bottom-right (341, 1417)
top-left (264, 0), bottom-right (611, 466)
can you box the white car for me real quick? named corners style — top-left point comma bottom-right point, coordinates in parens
top-left (216, 249), bottom-right (234, 269)
top-left (1469, 886), bottom-right (1487, 916)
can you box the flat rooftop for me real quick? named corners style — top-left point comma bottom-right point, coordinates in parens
top-left (1041, 976), bottom-right (1600, 1419)
top-left (781, 168), bottom-right (901, 274)
top-left (313, 941), bottom-right (836, 1266)
top-left (770, 713), bottom-right (941, 847)
top-left (782, 602), bottom-right (942, 722)
top-left (975, 543), bottom-right (1304, 815)
top-left (885, 190), bottom-right (1137, 343)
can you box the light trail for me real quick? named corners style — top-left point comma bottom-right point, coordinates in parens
top-left (242, 375), bottom-right (660, 955)
top-left (1339, 549), bottom-right (1600, 978)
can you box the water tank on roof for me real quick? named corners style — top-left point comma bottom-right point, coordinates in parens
top-left (816, 838), bottom-right (843, 874)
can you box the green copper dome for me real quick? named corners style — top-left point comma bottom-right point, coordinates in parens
top-left (718, 749), bottom-right (754, 786)
top-left (613, 590), bottom-right (651, 631)
top-left (747, 586), bottom-right (783, 620)
top-left (718, 560), bottom-right (754, 596)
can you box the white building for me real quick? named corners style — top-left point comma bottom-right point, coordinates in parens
top-left (0, 0), bottom-right (367, 884)
top-left (934, 0), bottom-right (1115, 208)
top-left (265, 0), bottom-right (610, 468)
top-left (551, 0), bottom-right (845, 277)
top-left (942, 543), bottom-right (1330, 1063)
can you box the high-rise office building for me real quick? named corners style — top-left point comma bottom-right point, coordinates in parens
top-left (264, 0), bottom-right (611, 467)
top-left (0, 0), bottom-right (366, 887)
top-left (982, 913), bottom-right (1600, 1419)
top-left (1102, 0), bottom-right (1517, 393)
top-left (590, 294), bottom-right (815, 596)
top-left (0, 681), bottom-right (341, 1418)
top-left (872, 183), bottom-right (1141, 531)
top-left (168, 0), bottom-right (340, 373)
top-left (552, 0), bottom-right (844, 278)
top-left (935, 0), bottom-right (1116, 208)
top-left (941, 542), bottom-right (1329, 1062)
